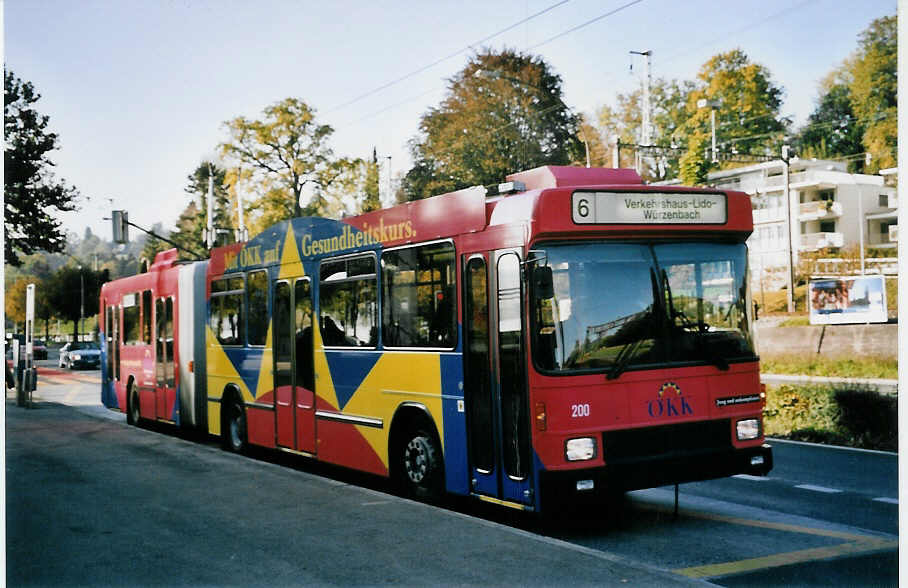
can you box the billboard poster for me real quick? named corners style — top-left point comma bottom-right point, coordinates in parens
top-left (808, 275), bottom-right (888, 325)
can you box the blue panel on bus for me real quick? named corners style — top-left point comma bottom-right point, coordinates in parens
top-left (440, 354), bottom-right (468, 495)
top-left (223, 347), bottom-right (264, 398)
top-left (324, 350), bottom-right (382, 410)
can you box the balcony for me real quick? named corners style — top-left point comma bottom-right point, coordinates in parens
top-left (762, 169), bottom-right (841, 192)
top-left (801, 232), bottom-right (844, 251)
top-left (753, 208), bottom-right (786, 224)
top-left (799, 200), bottom-right (842, 220)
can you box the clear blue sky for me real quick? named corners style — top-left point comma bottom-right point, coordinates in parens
top-left (4, 0), bottom-right (896, 241)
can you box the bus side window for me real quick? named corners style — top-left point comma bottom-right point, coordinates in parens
top-left (210, 276), bottom-right (245, 346)
top-left (142, 290), bottom-right (152, 344)
top-left (247, 270), bottom-right (268, 346)
top-left (319, 255), bottom-right (377, 348)
top-left (381, 241), bottom-right (455, 348)
top-left (123, 293), bottom-right (140, 345)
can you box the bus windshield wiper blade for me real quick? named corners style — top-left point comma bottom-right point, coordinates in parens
top-left (660, 269), bottom-right (729, 371)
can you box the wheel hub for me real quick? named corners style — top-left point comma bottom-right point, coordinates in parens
top-left (405, 438), bottom-right (428, 483)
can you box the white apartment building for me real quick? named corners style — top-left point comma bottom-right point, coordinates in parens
top-left (703, 159), bottom-right (898, 288)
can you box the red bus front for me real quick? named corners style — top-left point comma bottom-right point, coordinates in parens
top-left (523, 185), bottom-right (772, 504)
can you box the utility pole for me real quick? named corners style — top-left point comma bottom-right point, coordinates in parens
top-left (79, 265), bottom-right (85, 340)
top-left (782, 145), bottom-right (796, 313)
top-left (630, 50), bottom-right (652, 173)
top-left (206, 162), bottom-right (215, 249)
top-left (386, 156), bottom-right (392, 205)
top-left (234, 168), bottom-right (247, 242)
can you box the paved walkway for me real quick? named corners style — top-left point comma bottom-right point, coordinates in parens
top-left (761, 373), bottom-right (897, 394)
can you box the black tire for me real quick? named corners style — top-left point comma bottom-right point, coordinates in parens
top-left (398, 428), bottom-right (444, 500)
top-left (127, 386), bottom-right (140, 426)
top-left (222, 395), bottom-right (247, 453)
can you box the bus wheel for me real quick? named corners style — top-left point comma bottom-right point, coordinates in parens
top-left (398, 429), bottom-right (443, 500)
top-left (127, 386), bottom-right (140, 426)
top-left (223, 396), bottom-right (247, 453)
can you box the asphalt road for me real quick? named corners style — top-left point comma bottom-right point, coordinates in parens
top-left (6, 370), bottom-right (900, 586)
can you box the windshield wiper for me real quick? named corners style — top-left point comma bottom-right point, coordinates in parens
top-left (606, 269), bottom-right (663, 380)
top-left (660, 268), bottom-right (728, 371)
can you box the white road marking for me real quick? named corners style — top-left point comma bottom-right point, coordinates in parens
top-left (732, 474), bottom-right (769, 481)
top-left (795, 484), bottom-right (842, 494)
top-left (872, 497), bottom-right (898, 504)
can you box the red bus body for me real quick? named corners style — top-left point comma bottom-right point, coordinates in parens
top-left (102, 165), bottom-right (772, 511)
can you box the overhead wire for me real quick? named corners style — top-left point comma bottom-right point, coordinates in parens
top-left (335, 0), bottom-right (647, 129)
top-left (326, 0), bottom-right (571, 114)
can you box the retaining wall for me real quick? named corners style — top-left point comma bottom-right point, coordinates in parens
top-left (754, 322), bottom-right (897, 359)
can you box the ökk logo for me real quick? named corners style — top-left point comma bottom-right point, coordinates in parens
top-left (647, 381), bottom-right (693, 418)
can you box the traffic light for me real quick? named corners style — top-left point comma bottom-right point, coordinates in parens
top-left (112, 210), bottom-right (129, 244)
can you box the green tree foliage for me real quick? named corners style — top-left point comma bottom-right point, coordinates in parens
top-left (362, 148), bottom-right (381, 213)
top-left (188, 162), bottom-right (234, 237)
top-left (594, 78), bottom-right (695, 180)
top-left (796, 15), bottom-right (895, 172)
top-left (679, 135), bottom-right (711, 186)
top-left (796, 73), bottom-right (863, 165)
top-left (679, 50), bottom-right (787, 185)
top-left (847, 15), bottom-right (896, 172)
top-left (46, 266), bottom-right (102, 339)
top-left (173, 162), bottom-right (234, 254)
top-left (139, 223), bottom-right (170, 266)
top-left (402, 49), bottom-right (583, 199)
top-left (220, 98), bottom-right (360, 229)
top-left (4, 70), bottom-right (80, 266)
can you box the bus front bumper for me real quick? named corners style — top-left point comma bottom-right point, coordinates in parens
top-left (540, 443), bottom-right (773, 500)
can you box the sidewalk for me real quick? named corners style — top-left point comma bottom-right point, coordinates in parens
top-left (761, 373), bottom-right (897, 394)
top-left (8, 378), bottom-right (705, 586)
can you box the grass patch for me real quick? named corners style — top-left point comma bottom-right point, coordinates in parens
top-left (764, 384), bottom-right (897, 451)
top-left (777, 316), bottom-right (810, 327)
top-left (756, 285), bottom-right (807, 315)
top-left (760, 355), bottom-right (897, 380)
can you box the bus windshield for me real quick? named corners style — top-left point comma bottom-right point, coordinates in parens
top-left (531, 241), bottom-right (755, 375)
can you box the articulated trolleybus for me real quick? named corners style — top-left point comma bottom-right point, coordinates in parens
top-left (101, 165), bottom-right (772, 511)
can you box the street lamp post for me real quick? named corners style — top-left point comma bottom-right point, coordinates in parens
top-left (697, 98), bottom-right (720, 163)
top-left (78, 265), bottom-right (85, 341)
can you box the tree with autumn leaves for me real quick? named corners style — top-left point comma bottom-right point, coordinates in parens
top-left (402, 49), bottom-right (584, 199)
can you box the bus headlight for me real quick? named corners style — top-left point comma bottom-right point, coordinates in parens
top-left (736, 418), bottom-right (761, 441)
top-left (565, 437), bottom-right (597, 461)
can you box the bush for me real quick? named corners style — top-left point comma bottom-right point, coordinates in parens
top-left (834, 388), bottom-right (897, 451)
top-left (764, 384), bottom-right (897, 451)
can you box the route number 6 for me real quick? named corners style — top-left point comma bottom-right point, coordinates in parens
top-left (573, 195), bottom-right (594, 223)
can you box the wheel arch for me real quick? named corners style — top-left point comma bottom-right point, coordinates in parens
top-left (388, 402), bottom-right (443, 479)
top-left (219, 383), bottom-right (244, 425)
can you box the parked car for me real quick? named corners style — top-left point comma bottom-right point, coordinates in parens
top-left (59, 341), bottom-right (101, 370)
top-left (32, 340), bottom-right (48, 360)
top-left (5, 334), bottom-right (45, 359)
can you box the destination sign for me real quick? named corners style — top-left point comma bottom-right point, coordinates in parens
top-left (572, 191), bottom-right (727, 225)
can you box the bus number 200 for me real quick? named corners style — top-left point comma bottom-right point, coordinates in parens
top-left (571, 404), bottom-right (590, 418)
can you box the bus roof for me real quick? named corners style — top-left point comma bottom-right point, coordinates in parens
top-left (207, 165), bottom-right (752, 275)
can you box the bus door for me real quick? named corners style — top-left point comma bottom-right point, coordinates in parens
top-left (463, 251), bottom-right (532, 506)
top-left (273, 278), bottom-right (316, 453)
top-left (154, 297), bottom-right (174, 420)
